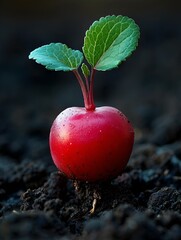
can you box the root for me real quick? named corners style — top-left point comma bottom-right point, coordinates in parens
top-left (72, 180), bottom-right (102, 215)
top-left (90, 189), bottom-right (101, 214)
top-left (90, 198), bottom-right (97, 214)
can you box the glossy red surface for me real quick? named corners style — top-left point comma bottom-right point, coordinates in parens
top-left (49, 106), bottom-right (134, 182)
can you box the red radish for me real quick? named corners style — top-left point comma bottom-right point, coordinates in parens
top-left (29, 15), bottom-right (140, 182)
top-left (50, 106), bottom-right (134, 182)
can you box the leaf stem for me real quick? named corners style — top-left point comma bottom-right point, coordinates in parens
top-left (85, 76), bottom-right (90, 95)
top-left (89, 68), bottom-right (96, 110)
top-left (73, 70), bottom-right (95, 111)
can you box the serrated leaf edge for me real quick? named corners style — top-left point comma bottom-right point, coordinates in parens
top-left (29, 43), bottom-right (83, 72)
top-left (83, 15), bottom-right (140, 71)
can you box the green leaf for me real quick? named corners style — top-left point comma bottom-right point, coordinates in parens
top-left (83, 15), bottom-right (140, 71)
top-left (29, 43), bottom-right (83, 71)
top-left (81, 63), bottom-right (90, 78)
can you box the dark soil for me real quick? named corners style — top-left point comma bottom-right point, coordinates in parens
top-left (0, 3), bottom-right (181, 239)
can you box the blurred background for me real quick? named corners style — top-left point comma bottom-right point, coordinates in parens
top-left (0, 0), bottom-right (181, 133)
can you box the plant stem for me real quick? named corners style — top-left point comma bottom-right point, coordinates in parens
top-left (89, 68), bottom-right (96, 110)
top-left (85, 76), bottom-right (90, 96)
top-left (73, 70), bottom-right (95, 111)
